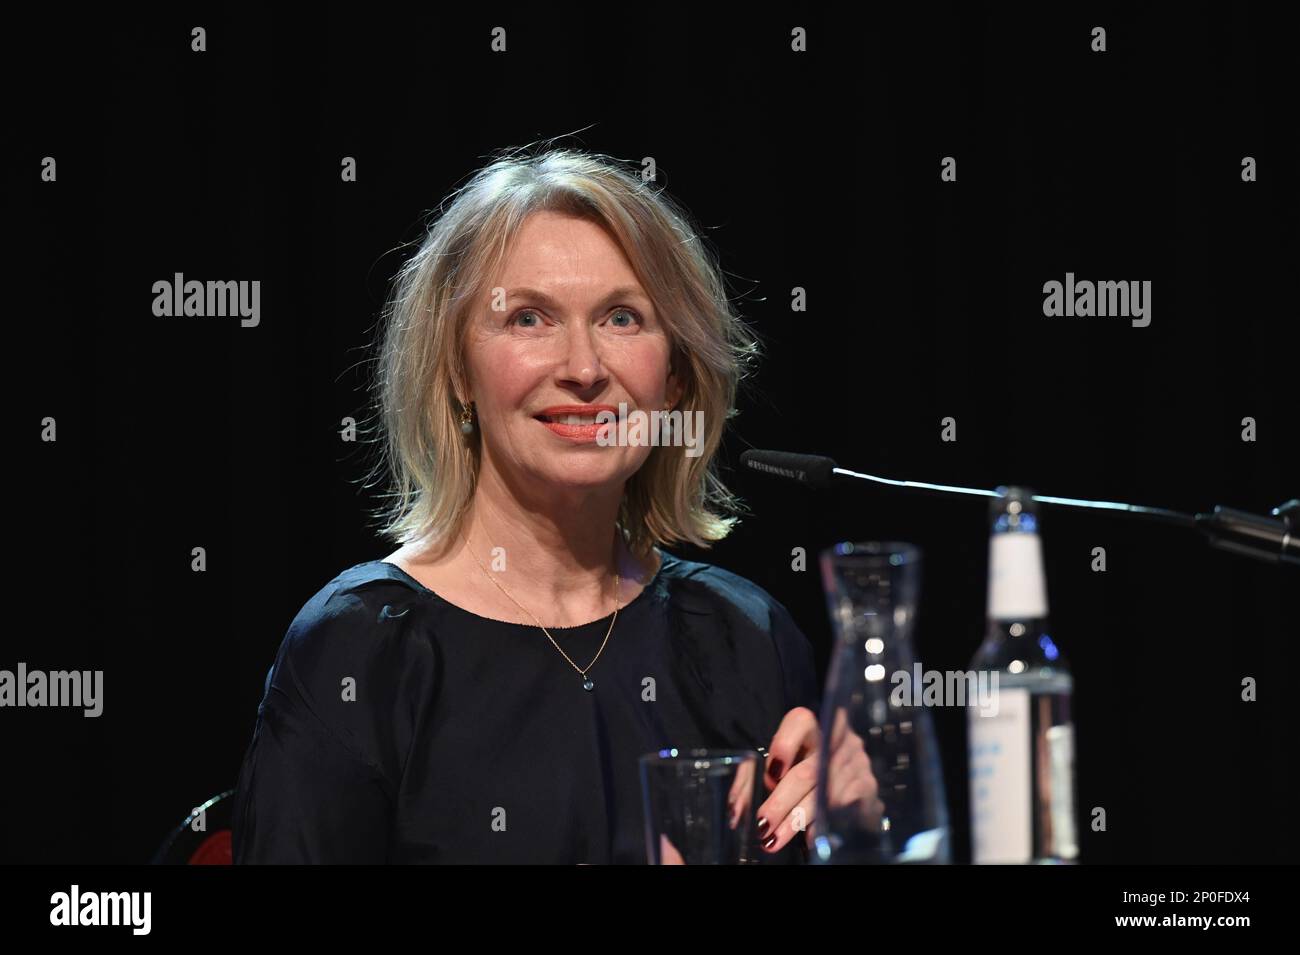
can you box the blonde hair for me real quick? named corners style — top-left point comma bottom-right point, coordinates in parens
top-left (364, 144), bottom-right (761, 558)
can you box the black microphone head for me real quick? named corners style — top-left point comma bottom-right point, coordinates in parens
top-left (739, 450), bottom-right (839, 488)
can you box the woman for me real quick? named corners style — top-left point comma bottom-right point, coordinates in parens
top-left (232, 147), bottom-right (875, 864)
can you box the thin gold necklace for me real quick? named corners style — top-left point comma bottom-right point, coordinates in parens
top-left (461, 532), bottom-right (619, 692)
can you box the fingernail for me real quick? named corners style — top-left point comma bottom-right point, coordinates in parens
top-left (757, 816), bottom-right (770, 836)
top-left (769, 759), bottom-right (784, 780)
top-left (762, 834), bottom-right (777, 850)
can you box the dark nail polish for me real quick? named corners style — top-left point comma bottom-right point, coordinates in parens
top-left (769, 759), bottom-right (784, 780)
top-left (757, 816), bottom-right (769, 836)
top-left (763, 834), bottom-right (777, 850)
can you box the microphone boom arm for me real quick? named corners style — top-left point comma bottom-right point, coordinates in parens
top-left (740, 450), bottom-right (1296, 566)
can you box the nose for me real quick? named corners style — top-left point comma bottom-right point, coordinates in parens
top-left (558, 322), bottom-right (607, 391)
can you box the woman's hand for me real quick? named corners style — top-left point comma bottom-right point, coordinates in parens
top-left (756, 706), bottom-right (884, 854)
top-left (658, 711), bottom-right (882, 863)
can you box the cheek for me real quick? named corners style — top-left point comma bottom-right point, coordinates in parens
top-left (611, 339), bottom-right (673, 395)
top-left (475, 344), bottom-right (547, 409)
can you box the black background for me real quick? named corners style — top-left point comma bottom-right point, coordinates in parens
top-left (12, 5), bottom-right (1296, 865)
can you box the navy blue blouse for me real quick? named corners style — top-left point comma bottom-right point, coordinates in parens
top-left (232, 548), bottom-right (821, 864)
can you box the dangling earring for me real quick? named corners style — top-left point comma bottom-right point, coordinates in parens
top-left (459, 401), bottom-right (475, 434)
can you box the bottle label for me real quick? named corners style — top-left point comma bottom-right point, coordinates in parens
top-left (1047, 724), bottom-right (1079, 859)
top-left (988, 533), bottom-right (1048, 620)
top-left (968, 686), bottom-right (1031, 864)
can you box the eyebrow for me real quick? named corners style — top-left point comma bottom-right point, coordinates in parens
top-left (506, 286), bottom-right (651, 311)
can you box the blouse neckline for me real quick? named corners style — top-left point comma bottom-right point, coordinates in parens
top-left (370, 546), bottom-right (675, 631)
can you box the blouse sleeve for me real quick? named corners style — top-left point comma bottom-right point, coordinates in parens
top-left (232, 587), bottom-right (425, 864)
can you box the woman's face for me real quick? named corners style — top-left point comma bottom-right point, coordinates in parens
top-left (464, 210), bottom-right (683, 495)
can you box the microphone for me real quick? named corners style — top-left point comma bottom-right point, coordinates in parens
top-left (738, 449), bottom-right (1299, 567)
top-left (735, 449), bottom-right (838, 488)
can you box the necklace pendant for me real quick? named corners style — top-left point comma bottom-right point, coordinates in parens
top-left (582, 677), bottom-right (595, 691)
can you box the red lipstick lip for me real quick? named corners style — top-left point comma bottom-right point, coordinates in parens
top-left (535, 420), bottom-right (610, 442)
top-left (533, 404), bottom-right (621, 420)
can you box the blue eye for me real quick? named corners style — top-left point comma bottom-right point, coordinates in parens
top-left (511, 307), bottom-right (639, 328)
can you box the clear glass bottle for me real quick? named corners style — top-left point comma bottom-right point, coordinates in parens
top-left (967, 487), bottom-right (1079, 864)
top-left (812, 542), bottom-right (950, 864)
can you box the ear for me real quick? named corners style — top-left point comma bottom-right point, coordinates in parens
top-left (454, 375), bottom-right (474, 408)
top-left (665, 365), bottom-right (685, 409)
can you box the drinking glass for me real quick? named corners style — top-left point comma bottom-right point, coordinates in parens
top-left (639, 748), bottom-right (764, 864)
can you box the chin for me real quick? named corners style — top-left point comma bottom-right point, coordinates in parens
top-left (542, 466), bottom-right (625, 489)
top-left (534, 454), bottom-right (639, 489)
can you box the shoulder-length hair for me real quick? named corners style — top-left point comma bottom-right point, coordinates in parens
top-left (365, 145), bottom-right (760, 559)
